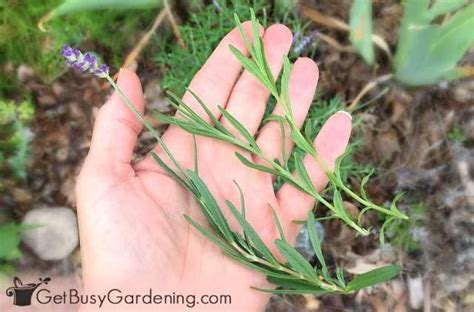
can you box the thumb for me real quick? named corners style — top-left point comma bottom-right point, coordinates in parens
top-left (85, 68), bottom-right (144, 177)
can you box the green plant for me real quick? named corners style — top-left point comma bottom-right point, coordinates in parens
top-left (157, 0), bottom-right (269, 94)
top-left (62, 10), bottom-right (404, 295)
top-left (0, 99), bottom-right (34, 179)
top-left (394, 0), bottom-right (474, 85)
top-left (348, 0), bottom-right (474, 85)
top-left (385, 202), bottom-right (426, 252)
top-left (0, 223), bottom-right (32, 275)
top-left (274, 96), bottom-right (371, 191)
top-left (349, 0), bottom-right (374, 65)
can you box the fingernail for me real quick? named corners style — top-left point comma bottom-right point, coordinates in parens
top-left (336, 110), bottom-right (352, 120)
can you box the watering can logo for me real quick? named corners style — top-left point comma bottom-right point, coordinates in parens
top-left (5, 276), bottom-right (51, 306)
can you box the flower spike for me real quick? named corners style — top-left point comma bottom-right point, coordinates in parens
top-left (61, 44), bottom-right (109, 78)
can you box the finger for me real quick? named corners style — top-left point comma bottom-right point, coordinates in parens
top-left (221, 24), bottom-right (292, 137)
top-left (255, 58), bottom-right (319, 164)
top-left (180, 21), bottom-right (264, 122)
top-left (277, 111), bottom-right (352, 221)
top-left (84, 68), bottom-right (144, 176)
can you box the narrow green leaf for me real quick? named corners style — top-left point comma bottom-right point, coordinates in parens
top-left (275, 239), bottom-right (318, 280)
top-left (336, 267), bottom-right (346, 288)
top-left (359, 170), bottom-right (374, 200)
top-left (290, 127), bottom-right (315, 157)
top-left (346, 264), bottom-right (401, 292)
top-left (234, 152), bottom-right (277, 175)
top-left (267, 276), bottom-right (320, 290)
top-left (250, 9), bottom-right (263, 65)
top-left (271, 205), bottom-right (286, 242)
top-left (187, 171), bottom-right (233, 242)
top-left (307, 211), bottom-right (330, 280)
top-left (218, 107), bottom-right (259, 149)
top-left (349, 0), bottom-right (375, 65)
top-left (184, 215), bottom-right (238, 257)
top-left (233, 13), bottom-right (254, 58)
top-left (192, 135), bottom-right (198, 175)
top-left (167, 91), bottom-right (212, 129)
top-left (186, 89), bottom-right (231, 136)
top-left (226, 200), bottom-right (278, 265)
top-left (40, 0), bottom-right (161, 30)
top-left (294, 153), bottom-right (316, 194)
top-left (151, 152), bottom-right (192, 192)
top-left (229, 45), bottom-right (264, 81)
top-left (280, 57), bottom-right (293, 117)
top-left (251, 286), bottom-right (329, 295)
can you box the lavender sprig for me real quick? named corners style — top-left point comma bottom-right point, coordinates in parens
top-left (61, 44), bottom-right (187, 177)
top-left (61, 45), bottom-right (109, 78)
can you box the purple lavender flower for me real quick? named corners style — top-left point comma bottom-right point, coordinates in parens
top-left (293, 30), bottom-right (319, 55)
top-left (61, 45), bottom-right (109, 78)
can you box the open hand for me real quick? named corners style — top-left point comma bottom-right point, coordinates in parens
top-left (76, 21), bottom-right (352, 311)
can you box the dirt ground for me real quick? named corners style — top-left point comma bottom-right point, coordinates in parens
top-left (1, 0), bottom-right (473, 311)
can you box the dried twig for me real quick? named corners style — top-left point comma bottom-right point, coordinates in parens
top-left (114, 10), bottom-right (167, 77)
top-left (164, 0), bottom-right (186, 48)
top-left (348, 74), bottom-right (393, 111)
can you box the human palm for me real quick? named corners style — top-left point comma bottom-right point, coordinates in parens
top-left (76, 22), bottom-right (352, 311)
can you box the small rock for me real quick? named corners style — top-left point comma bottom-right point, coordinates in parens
top-left (21, 206), bottom-right (78, 261)
top-left (295, 222), bottom-right (325, 260)
top-left (16, 64), bottom-right (34, 82)
top-left (408, 276), bottom-right (424, 310)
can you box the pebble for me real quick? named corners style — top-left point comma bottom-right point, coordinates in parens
top-left (21, 206), bottom-right (78, 261)
top-left (295, 222), bottom-right (325, 260)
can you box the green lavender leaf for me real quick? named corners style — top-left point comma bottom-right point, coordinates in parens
top-left (184, 215), bottom-right (239, 258)
top-left (280, 58), bottom-right (292, 117)
top-left (346, 264), bottom-right (401, 292)
top-left (290, 127), bottom-right (315, 157)
top-left (307, 211), bottom-right (330, 280)
top-left (151, 152), bottom-right (192, 192)
top-left (359, 170), bottom-right (374, 200)
top-left (186, 89), bottom-right (232, 136)
top-left (226, 200), bottom-right (278, 265)
top-left (234, 152), bottom-right (277, 175)
top-left (266, 276), bottom-right (319, 290)
top-left (233, 13), bottom-right (255, 60)
top-left (229, 45), bottom-right (265, 82)
top-left (275, 239), bottom-right (318, 281)
top-left (294, 153), bottom-right (316, 194)
top-left (187, 170), bottom-right (234, 242)
top-left (218, 107), bottom-right (259, 150)
top-left (271, 206), bottom-right (287, 242)
top-left (251, 286), bottom-right (329, 295)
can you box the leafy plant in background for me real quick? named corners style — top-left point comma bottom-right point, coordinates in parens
top-left (0, 223), bottom-right (33, 276)
top-left (384, 202), bottom-right (426, 252)
top-left (349, 0), bottom-right (374, 65)
top-left (394, 0), bottom-right (474, 85)
top-left (61, 10), bottom-right (404, 294)
top-left (157, 0), bottom-right (268, 93)
top-left (0, 99), bottom-right (34, 180)
top-left (157, 0), bottom-right (313, 93)
top-left (348, 0), bottom-right (474, 86)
